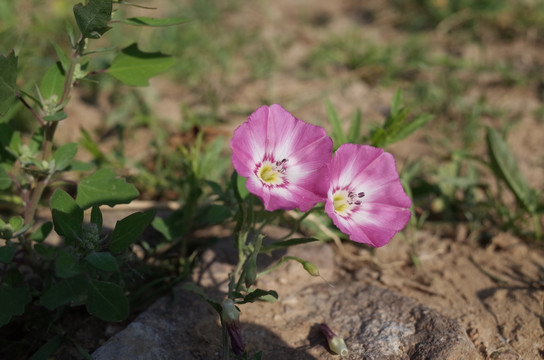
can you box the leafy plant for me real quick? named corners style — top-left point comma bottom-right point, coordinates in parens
top-left (0, 0), bottom-right (187, 357)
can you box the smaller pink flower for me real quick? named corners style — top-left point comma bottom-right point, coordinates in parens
top-left (325, 144), bottom-right (411, 247)
top-left (231, 104), bottom-right (333, 211)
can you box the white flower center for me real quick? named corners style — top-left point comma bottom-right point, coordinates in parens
top-left (332, 188), bottom-right (364, 217)
top-left (256, 158), bottom-right (288, 186)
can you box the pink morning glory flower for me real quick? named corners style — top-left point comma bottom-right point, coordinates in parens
top-left (325, 144), bottom-right (411, 247)
top-left (231, 104), bottom-right (333, 212)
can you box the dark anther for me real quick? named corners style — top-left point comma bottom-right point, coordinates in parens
top-left (358, 192), bottom-right (365, 198)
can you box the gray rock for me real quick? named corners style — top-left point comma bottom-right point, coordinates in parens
top-left (93, 241), bottom-right (480, 359)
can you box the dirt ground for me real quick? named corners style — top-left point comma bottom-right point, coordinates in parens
top-left (59, 0), bottom-right (544, 358)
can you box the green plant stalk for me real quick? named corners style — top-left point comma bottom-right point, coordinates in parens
top-left (22, 36), bottom-right (83, 232)
top-left (256, 256), bottom-right (298, 278)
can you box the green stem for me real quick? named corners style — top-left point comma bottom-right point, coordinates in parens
top-left (256, 256), bottom-right (297, 279)
top-left (22, 35), bottom-right (83, 239)
top-left (278, 207), bottom-right (320, 241)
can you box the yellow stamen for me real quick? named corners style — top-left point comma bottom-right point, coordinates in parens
top-left (333, 192), bottom-right (349, 214)
top-left (259, 165), bottom-right (278, 183)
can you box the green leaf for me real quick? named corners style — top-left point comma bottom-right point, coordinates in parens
top-left (34, 243), bottom-right (57, 260)
top-left (40, 275), bottom-right (88, 310)
top-left (90, 206), bottom-right (103, 230)
top-left (0, 245), bottom-right (16, 263)
top-left (235, 172), bottom-right (249, 200)
top-left (51, 189), bottom-right (83, 244)
top-left (109, 209), bottom-right (155, 253)
top-left (390, 88), bottom-right (404, 120)
top-left (29, 335), bottom-right (64, 360)
top-left (0, 51), bottom-right (18, 116)
top-left (53, 142), bottom-right (78, 171)
top-left (51, 41), bottom-right (69, 72)
top-left (107, 43), bottom-right (176, 86)
top-left (244, 235), bottom-right (263, 287)
top-left (0, 167), bottom-right (11, 190)
top-left (85, 252), bottom-right (118, 272)
top-left (387, 114), bottom-right (432, 146)
top-left (194, 204), bottom-right (231, 227)
top-left (486, 127), bottom-right (537, 213)
top-left (0, 285), bottom-right (31, 326)
top-left (55, 250), bottom-right (82, 278)
top-left (43, 111), bottom-right (68, 122)
top-left (40, 63), bottom-right (65, 100)
top-left (241, 289), bottom-right (278, 304)
top-left (9, 216), bottom-right (23, 232)
top-left (326, 100), bottom-right (347, 147)
top-left (73, 0), bottom-right (112, 39)
top-left (86, 279), bottom-right (129, 322)
top-left (118, 16), bottom-right (190, 27)
top-left (76, 168), bottom-right (139, 209)
top-left (29, 222), bottom-right (53, 243)
top-left (347, 108), bottom-right (361, 143)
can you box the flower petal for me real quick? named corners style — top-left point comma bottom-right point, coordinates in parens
top-left (232, 104), bottom-right (333, 211)
top-left (325, 143), bottom-right (411, 247)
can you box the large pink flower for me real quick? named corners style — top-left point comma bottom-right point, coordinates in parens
top-left (325, 144), bottom-right (411, 247)
top-left (231, 104), bottom-right (333, 211)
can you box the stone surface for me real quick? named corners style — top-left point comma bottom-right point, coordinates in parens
top-left (93, 238), bottom-right (480, 359)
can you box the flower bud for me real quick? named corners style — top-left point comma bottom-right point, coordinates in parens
top-left (221, 299), bottom-right (245, 356)
top-left (320, 323), bottom-right (348, 357)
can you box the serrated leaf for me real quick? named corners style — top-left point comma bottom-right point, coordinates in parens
top-left (76, 168), bottom-right (139, 209)
top-left (55, 250), bottom-right (82, 278)
top-left (0, 285), bottom-right (31, 326)
top-left (0, 167), bottom-right (11, 190)
top-left (118, 16), bottom-right (190, 27)
top-left (0, 51), bottom-right (18, 116)
top-left (0, 245), bottom-right (16, 263)
top-left (43, 111), bottom-right (68, 122)
top-left (85, 252), bottom-right (118, 272)
top-left (326, 100), bottom-right (347, 147)
top-left (40, 63), bottom-right (65, 100)
top-left (86, 279), bottom-right (129, 322)
top-left (486, 127), bottom-right (537, 213)
top-left (109, 209), bottom-right (155, 253)
top-left (40, 275), bottom-right (88, 310)
top-left (29, 221), bottom-right (53, 243)
top-left (73, 0), bottom-right (112, 39)
top-left (107, 43), bottom-right (176, 86)
top-left (241, 289), bottom-right (278, 304)
top-left (51, 189), bottom-right (83, 244)
top-left (53, 142), bottom-right (78, 171)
